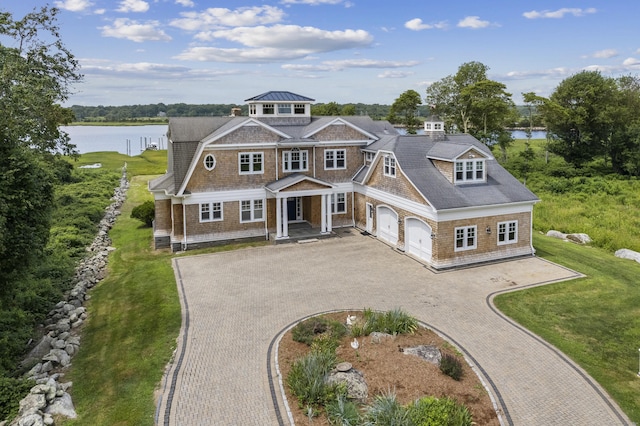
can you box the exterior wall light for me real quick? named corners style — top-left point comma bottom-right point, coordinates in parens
top-left (486, 226), bottom-right (491, 234)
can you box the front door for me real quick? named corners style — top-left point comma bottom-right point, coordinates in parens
top-left (366, 202), bottom-right (373, 233)
top-left (287, 197), bottom-right (302, 222)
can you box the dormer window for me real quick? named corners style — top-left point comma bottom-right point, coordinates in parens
top-left (455, 159), bottom-right (485, 183)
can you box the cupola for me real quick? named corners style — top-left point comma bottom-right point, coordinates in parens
top-left (244, 91), bottom-right (314, 125)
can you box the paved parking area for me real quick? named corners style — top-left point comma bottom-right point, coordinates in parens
top-left (156, 231), bottom-right (631, 425)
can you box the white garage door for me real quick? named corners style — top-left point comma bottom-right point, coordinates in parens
top-left (406, 218), bottom-right (432, 262)
top-left (377, 206), bottom-right (398, 245)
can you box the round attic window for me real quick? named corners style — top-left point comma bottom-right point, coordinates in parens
top-left (204, 154), bottom-right (216, 171)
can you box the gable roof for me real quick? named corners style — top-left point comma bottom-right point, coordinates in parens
top-left (265, 173), bottom-right (334, 193)
top-left (245, 91), bottom-right (315, 102)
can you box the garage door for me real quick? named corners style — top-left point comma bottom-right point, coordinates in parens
top-left (406, 218), bottom-right (432, 262)
top-left (377, 206), bottom-right (398, 245)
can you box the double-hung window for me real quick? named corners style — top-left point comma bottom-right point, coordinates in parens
top-left (364, 151), bottom-right (374, 163)
top-left (325, 149), bottom-right (346, 170)
top-left (239, 152), bottom-right (263, 174)
top-left (283, 149), bottom-right (308, 172)
top-left (455, 159), bottom-right (484, 183)
top-left (497, 221), bottom-right (518, 245)
top-left (384, 156), bottom-right (396, 177)
top-left (240, 199), bottom-right (264, 223)
top-left (455, 226), bottom-right (477, 251)
top-left (331, 193), bottom-right (346, 214)
top-left (200, 202), bottom-right (222, 222)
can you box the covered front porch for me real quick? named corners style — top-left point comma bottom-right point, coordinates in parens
top-left (265, 173), bottom-right (338, 241)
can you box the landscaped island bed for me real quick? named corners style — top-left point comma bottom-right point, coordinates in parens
top-left (277, 310), bottom-right (500, 425)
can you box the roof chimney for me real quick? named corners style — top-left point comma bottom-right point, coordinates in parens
top-left (424, 115), bottom-right (446, 141)
top-left (231, 107), bottom-right (242, 117)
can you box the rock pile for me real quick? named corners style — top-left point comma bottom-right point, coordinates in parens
top-left (5, 168), bottom-right (128, 426)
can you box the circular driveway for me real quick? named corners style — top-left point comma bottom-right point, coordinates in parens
top-left (157, 232), bottom-right (630, 425)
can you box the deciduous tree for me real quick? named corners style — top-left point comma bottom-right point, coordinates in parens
top-left (388, 89), bottom-right (422, 134)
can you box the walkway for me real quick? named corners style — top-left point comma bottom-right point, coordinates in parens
top-left (156, 231), bottom-right (631, 425)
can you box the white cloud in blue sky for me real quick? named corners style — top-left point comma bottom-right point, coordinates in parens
top-left (6, 1), bottom-right (640, 106)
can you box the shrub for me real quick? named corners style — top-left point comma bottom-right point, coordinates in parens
top-left (362, 391), bottom-right (408, 425)
top-left (358, 308), bottom-right (418, 336)
top-left (0, 377), bottom-right (33, 421)
top-left (407, 396), bottom-right (473, 426)
top-left (292, 316), bottom-right (347, 346)
top-left (131, 200), bottom-right (155, 227)
top-left (326, 395), bottom-right (361, 426)
top-left (292, 317), bottom-right (330, 345)
top-left (439, 353), bottom-right (463, 381)
top-left (286, 348), bottom-right (337, 408)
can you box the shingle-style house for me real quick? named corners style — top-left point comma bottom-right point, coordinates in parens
top-left (149, 91), bottom-right (539, 269)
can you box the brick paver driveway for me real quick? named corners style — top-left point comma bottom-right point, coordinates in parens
top-left (156, 231), bottom-right (631, 425)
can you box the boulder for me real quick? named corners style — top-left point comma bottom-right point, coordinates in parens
top-left (615, 248), bottom-right (640, 263)
top-left (18, 393), bottom-right (46, 416)
top-left (566, 233), bottom-right (592, 244)
top-left (369, 332), bottom-right (394, 344)
top-left (546, 230), bottom-right (567, 240)
top-left (44, 393), bottom-right (77, 419)
top-left (402, 345), bottom-right (442, 365)
top-left (326, 368), bottom-right (368, 402)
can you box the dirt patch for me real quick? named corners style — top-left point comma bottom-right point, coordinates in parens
top-left (277, 311), bottom-right (500, 425)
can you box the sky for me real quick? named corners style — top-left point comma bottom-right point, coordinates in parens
top-left (3, 1), bottom-right (640, 107)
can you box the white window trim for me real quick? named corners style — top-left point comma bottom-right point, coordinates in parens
top-left (384, 155), bottom-right (396, 177)
top-left (331, 192), bottom-right (347, 214)
top-left (239, 152), bottom-right (264, 175)
top-left (294, 104), bottom-right (306, 114)
top-left (324, 149), bottom-right (347, 170)
top-left (203, 153), bottom-right (216, 171)
top-left (262, 104), bottom-right (275, 115)
top-left (240, 199), bottom-right (265, 223)
top-left (454, 225), bottom-right (477, 252)
top-left (364, 151), bottom-right (374, 162)
top-left (497, 220), bottom-right (518, 245)
top-left (283, 149), bottom-right (309, 172)
top-left (200, 202), bottom-right (223, 223)
top-left (455, 159), bottom-right (485, 183)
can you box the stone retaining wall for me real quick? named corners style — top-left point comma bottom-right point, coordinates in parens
top-left (3, 166), bottom-right (129, 426)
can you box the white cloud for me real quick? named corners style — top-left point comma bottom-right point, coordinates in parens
top-left (500, 67), bottom-right (572, 80)
top-left (622, 57), bottom-right (640, 67)
top-left (523, 8), bottom-right (597, 19)
top-left (174, 46), bottom-right (311, 63)
top-left (175, 0), bottom-right (195, 7)
top-left (404, 18), bottom-right (447, 31)
top-left (378, 70), bottom-right (414, 78)
top-left (592, 49), bottom-right (619, 59)
top-left (117, 0), bottom-right (150, 13)
top-left (282, 59), bottom-right (419, 72)
top-left (170, 6), bottom-right (285, 31)
top-left (100, 19), bottom-right (172, 42)
top-left (54, 0), bottom-right (93, 12)
top-left (457, 16), bottom-right (491, 29)
top-left (94, 8), bottom-right (106, 15)
top-left (80, 60), bottom-right (238, 80)
top-left (197, 25), bottom-right (372, 51)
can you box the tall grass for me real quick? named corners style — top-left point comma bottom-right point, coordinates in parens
top-left (498, 140), bottom-right (640, 252)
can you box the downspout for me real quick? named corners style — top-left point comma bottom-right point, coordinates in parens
top-left (182, 202), bottom-right (187, 251)
top-left (351, 191), bottom-right (356, 227)
top-left (530, 205), bottom-right (536, 254)
top-left (264, 194), bottom-right (269, 240)
top-left (275, 146), bottom-right (279, 180)
top-left (313, 146), bottom-right (316, 178)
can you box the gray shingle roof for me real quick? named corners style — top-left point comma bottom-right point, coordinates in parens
top-left (392, 136), bottom-right (538, 210)
top-left (244, 91), bottom-right (315, 102)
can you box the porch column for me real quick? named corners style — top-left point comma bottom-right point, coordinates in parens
top-left (326, 193), bottom-right (333, 233)
top-left (320, 193), bottom-right (327, 233)
top-left (282, 196), bottom-right (289, 238)
top-left (275, 196), bottom-right (282, 238)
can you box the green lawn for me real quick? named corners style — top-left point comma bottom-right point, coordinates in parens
top-left (495, 233), bottom-right (640, 423)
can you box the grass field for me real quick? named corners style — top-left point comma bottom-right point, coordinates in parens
top-left (495, 233), bottom-right (640, 423)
